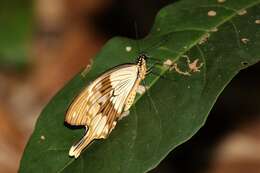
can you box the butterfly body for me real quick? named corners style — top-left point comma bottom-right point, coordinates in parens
top-left (65, 54), bottom-right (147, 158)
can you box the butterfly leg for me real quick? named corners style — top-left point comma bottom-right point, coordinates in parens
top-left (118, 110), bottom-right (130, 120)
top-left (136, 85), bottom-right (146, 95)
top-left (108, 121), bottom-right (117, 133)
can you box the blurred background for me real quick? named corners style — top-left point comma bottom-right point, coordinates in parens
top-left (0, 0), bottom-right (259, 173)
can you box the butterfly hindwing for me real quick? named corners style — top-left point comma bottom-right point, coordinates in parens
top-left (65, 64), bottom-right (138, 126)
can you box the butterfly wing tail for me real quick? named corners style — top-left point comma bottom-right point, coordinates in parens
top-left (69, 128), bottom-right (94, 158)
top-left (69, 113), bottom-right (110, 158)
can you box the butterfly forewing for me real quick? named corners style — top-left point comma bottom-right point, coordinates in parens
top-left (65, 64), bottom-right (138, 125)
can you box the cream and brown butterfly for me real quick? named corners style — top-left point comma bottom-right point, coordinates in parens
top-left (65, 53), bottom-right (148, 158)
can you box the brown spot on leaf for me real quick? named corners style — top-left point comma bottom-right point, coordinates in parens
top-left (188, 59), bottom-right (204, 72)
top-left (164, 56), bottom-right (203, 76)
top-left (172, 63), bottom-right (191, 76)
top-left (208, 10), bottom-right (217, 17)
top-left (163, 59), bottom-right (174, 67)
top-left (40, 135), bottom-right (45, 140)
top-left (238, 9), bottom-right (247, 16)
top-left (81, 61), bottom-right (93, 77)
top-left (211, 27), bottom-right (218, 32)
top-left (241, 38), bottom-right (250, 44)
top-left (199, 33), bottom-right (210, 45)
top-left (125, 46), bottom-right (132, 52)
top-left (255, 19), bottom-right (260, 24)
top-left (217, 0), bottom-right (225, 3)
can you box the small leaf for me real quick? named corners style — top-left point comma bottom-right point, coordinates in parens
top-left (19, 0), bottom-right (260, 173)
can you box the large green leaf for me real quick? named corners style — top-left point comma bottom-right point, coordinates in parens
top-left (19, 0), bottom-right (260, 172)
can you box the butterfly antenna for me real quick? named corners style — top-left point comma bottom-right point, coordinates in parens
top-left (143, 34), bottom-right (170, 55)
top-left (134, 21), bottom-right (140, 54)
top-left (134, 21), bottom-right (142, 55)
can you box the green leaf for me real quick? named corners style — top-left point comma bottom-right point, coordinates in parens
top-left (19, 0), bottom-right (260, 173)
top-left (0, 0), bottom-right (32, 70)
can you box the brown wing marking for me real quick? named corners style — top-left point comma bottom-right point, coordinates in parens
top-left (65, 75), bottom-right (113, 126)
top-left (65, 88), bottom-right (92, 125)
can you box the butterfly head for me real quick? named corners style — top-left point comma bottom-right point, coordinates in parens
top-left (137, 54), bottom-right (148, 79)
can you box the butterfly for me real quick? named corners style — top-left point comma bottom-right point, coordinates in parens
top-left (65, 54), bottom-right (148, 158)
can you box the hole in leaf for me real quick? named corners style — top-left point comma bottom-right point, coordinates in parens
top-left (241, 61), bottom-right (249, 66)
